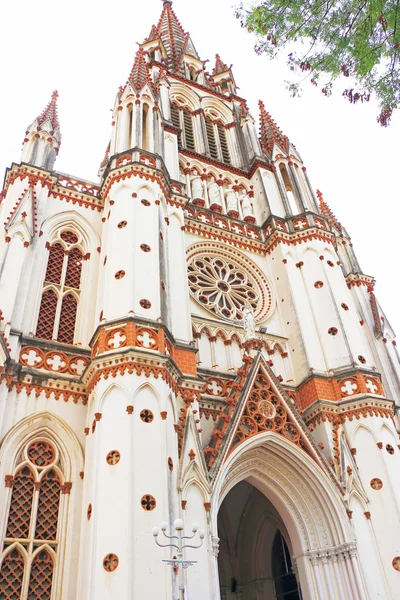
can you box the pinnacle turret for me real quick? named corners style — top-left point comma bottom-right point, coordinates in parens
top-left (212, 54), bottom-right (230, 76)
top-left (127, 47), bottom-right (152, 92)
top-left (317, 189), bottom-right (343, 232)
top-left (258, 100), bottom-right (289, 157)
top-left (21, 91), bottom-right (61, 170)
top-left (37, 90), bottom-right (60, 130)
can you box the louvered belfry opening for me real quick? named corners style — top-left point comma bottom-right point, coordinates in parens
top-left (0, 440), bottom-right (63, 600)
top-left (205, 118), bottom-right (218, 160)
top-left (170, 103), bottom-right (182, 148)
top-left (217, 122), bottom-right (230, 164)
top-left (183, 109), bottom-right (195, 151)
top-left (36, 230), bottom-right (83, 345)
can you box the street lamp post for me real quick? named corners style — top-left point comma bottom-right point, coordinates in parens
top-left (152, 518), bottom-right (205, 600)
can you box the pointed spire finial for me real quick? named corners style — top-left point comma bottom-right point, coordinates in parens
top-left (317, 190), bottom-right (342, 232)
top-left (258, 99), bottom-right (289, 156)
top-left (37, 90), bottom-right (60, 130)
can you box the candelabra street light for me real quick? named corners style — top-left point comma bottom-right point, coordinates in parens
top-left (152, 518), bottom-right (205, 600)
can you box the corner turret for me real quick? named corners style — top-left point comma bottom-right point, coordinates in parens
top-left (21, 91), bottom-right (61, 171)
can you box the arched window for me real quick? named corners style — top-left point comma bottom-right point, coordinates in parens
top-left (182, 109), bottom-right (195, 151)
top-left (0, 439), bottom-right (66, 600)
top-left (205, 117), bottom-right (231, 164)
top-left (127, 103), bottom-right (133, 149)
top-left (36, 230), bottom-right (83, 345)
top-left (0, 548), bottom-right (25, 598)
top-left (170, 103), bottom-right (182, 149)
top-left (279, 164), bottom-right (298, 215)
top-left (188, 66), bottom-right (197, 82)
top-left (271, 530), bottom-right (301, 599)
top-left (142, 104), bottom-right (150, 151)
top-left (217, 123), bottom-right (230, 163)
top-left (205, 117), bottom-right (218, 160)
top-left (170, 103), bottom-right (196, 152)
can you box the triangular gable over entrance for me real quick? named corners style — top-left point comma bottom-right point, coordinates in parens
top-left (205, 353), bottom-right (336, 484)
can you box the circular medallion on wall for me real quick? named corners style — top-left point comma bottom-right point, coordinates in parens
top-left (26, 441), bottom-right (56, 467)
top-left (187, 243), bottom-right (273, 322)
top-left (393, 557), bottom-right (400, 571)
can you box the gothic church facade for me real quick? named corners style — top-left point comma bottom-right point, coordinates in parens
top-left (0, 1), bottom-right (399, 599)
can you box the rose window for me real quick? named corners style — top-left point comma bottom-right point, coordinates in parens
top-left (187, 253), bottom-right (271, 321)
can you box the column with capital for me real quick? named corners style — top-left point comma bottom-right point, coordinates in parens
top-left (320, 551), bottom-right (336, 600)
top-left (331, 551), bottom-right (346, 599)
top-left (309, 553), bottom-right (325, 599)
top-left (348, 544), bottom-right (367, 600)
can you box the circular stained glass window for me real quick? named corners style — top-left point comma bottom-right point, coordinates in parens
top-left (187, 247), bottom-right (272, 322)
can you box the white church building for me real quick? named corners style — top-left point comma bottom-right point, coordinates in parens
top-left (0, 1), bottom-right (399, 598)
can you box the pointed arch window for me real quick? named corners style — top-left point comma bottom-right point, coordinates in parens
top-left (205, 117), bottom-right (218, 160)
top-left (279, 163), bottom-right (299, 215)
top-left (205, 117), bottom-right (231, 164)
top-left (142, 103), bottom-right (150, 151)
top-left (0, 439), bottom-right (66, 600)
top-left (36, 230), bottom-right (83, 345)
top-left (170, 102), bottom-right (196, 152)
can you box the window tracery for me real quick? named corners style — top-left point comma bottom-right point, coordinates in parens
top-left (187, 250), bottom-right (272, 322)
top-left (0, 439), bottom-right (65, 600)
top-left (36, 229), bottom-right (83, 345)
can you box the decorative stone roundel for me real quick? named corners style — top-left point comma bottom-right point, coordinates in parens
top-left (140, 299), bottom-right (152, 309)
top-left (370, 478), bottom-right (383, 490)
top-left (103, 554), bottom-right (119, 572)
top-left (386, 444), bottom-right (395, 455)
top-left (393, 557), bottom-right (400, 571)
top-left (27, 441), bottom-right (55, 467)
top-left (106, 450), bottom-right (121, 465)
top-left (187, 246), bottom-right (272, 322)
top-left (140, 409), bottom-right (154, 423)
top-left (141, 494), bottom-right (156, 511)
top-left (87, 504), bottom-right (92, 520)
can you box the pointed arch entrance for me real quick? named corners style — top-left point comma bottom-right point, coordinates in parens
top-left (217, 480), bottom-right (301, 599)
top-left (211, 433), bottom-right (368, 600)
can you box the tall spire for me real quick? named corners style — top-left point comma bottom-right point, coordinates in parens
top-left (258, 100), bottom-right (289, 157)
top-left (37, 90), bottom-right (60, 131)
top-left (156, 0), bottom-right (187, 70)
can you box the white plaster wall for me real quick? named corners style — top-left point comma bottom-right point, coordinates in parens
top-left (349, 423), bottom-right (400, 598)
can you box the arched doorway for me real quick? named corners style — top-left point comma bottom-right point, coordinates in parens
top-left (217, 480), bottom-right (301, 599)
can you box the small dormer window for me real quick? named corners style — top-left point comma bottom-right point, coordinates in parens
top-left (188, 66), bottom-right (197, 82)
top-left (220, 80), bottom-right (230, 94)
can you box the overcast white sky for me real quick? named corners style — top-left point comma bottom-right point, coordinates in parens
top-left (1, 0), bottom-right (399, 335)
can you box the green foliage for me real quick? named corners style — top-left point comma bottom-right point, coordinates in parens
top-left (236, 0), bottom-right (400, 125)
